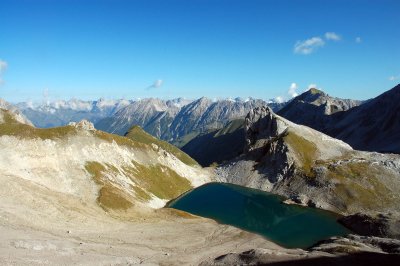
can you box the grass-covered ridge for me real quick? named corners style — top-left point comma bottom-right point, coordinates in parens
top-left (0, 109), bottom-right (77, 140)
top-left (309, 88), bottom-right (324, 95)
top-left (84, 162), bottom-right (134, 211)
top-left (125, 125), bottom-right (198, 166)
top-left (129, 161), bottom-right (192, 199)
top-left (283, 130), bottom-right (318, 175)
top-left (0, 110), bottom-right (196, 168)
top-left (316, 160), bottom-right (395, 212)
top-left (85, 160), bottom-right (192, 211)
top-left (279, 128), bottom-right (396, 213)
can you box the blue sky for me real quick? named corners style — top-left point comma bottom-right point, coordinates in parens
top-left (0, 0), bottom-right (399, 103)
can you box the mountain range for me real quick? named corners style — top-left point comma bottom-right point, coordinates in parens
top-left (277, 84), bottom-right (400, 154)
top-left (277, 88), bottom-right (362, 132)
top-left (17, 98), bottom-right (132, 128)
top-left (182, 84), bottom-right (400, 167)
top-left (18, 97), bottom-right (285, 147)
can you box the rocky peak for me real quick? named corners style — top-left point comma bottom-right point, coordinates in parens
top-left (277, 88), bottom-right (362, 133)
top-left (295, 88), bottom-right (327, 103)
top-left (68, 120), bottom-right (95, 131)
top-left (244, 106), bottom-right (288, 152)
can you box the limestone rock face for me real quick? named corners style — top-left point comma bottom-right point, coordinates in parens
top-left (244, 106), bottom-right (288, 152)
top-left (68, 120), bottom-right (95, 131)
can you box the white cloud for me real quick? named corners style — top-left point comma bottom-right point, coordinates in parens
top-left (288, 83), bottom-right (298, 98)
top-left (355, 37), bottom-right (362, 43)
top-left (0, 59), bottom-right (7, 73)
top-left (294, 37), bottom-right (325, 55)
top-left (294, 32), bottom-right (343, 55)
top-left (146, 79), bottom-right (164, 89)
top-left (325, 32), bottom-right (341, 41)
top-left (0, 59), bottom-right (8, 86)
top-left (275, 96), bottom-right (284, 103)
top-left (389, 75), bottom-right (399, 81)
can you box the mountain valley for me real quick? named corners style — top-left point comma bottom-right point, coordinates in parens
top-left (1, 85), bottom-right (400, 265)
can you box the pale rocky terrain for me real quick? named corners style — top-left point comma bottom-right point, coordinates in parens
top-left (2, 101), bottom-right (400, 265)
top-left (0, 107), bottom-right (293, 265)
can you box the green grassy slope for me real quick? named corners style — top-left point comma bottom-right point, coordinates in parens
top-left (124, 125), bottom-right (199, 166)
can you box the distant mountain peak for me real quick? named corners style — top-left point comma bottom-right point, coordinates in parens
top-left (308, 88), bottom-right (325, 96)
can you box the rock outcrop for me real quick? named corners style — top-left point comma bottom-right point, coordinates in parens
top-left (68, 120), bottom-right (96, 131)
top-left (215, 106), bottom-right (400, 215)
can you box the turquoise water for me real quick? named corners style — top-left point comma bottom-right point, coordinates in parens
top-left (167, 183), bottom-right (349, 249)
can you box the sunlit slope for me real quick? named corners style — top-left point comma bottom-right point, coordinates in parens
top-left (0, 109), bottom-right (210, 215)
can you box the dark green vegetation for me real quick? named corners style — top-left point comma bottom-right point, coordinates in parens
top-left (168, 183), bottom-right (349, 249)
top-left (172, 131), bottom-right (200, 148)
top-left (182, 119), bottom-right (245, 166)
top-left (125, 126), bottom-right (198, 166)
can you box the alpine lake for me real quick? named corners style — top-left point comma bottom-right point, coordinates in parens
top-left (167, 183), bottom-right (350, 249)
